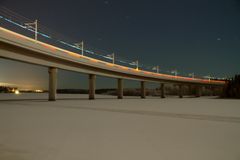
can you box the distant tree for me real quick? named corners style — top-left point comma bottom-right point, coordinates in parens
top-left (222, 74), bottom-right (240, 98)
top-left (0, 86), bottom-right (15, 93)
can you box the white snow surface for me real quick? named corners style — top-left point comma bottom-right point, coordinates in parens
top-left (0, 93), bottom-right (240, 160)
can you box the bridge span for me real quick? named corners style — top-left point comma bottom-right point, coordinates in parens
top-left (0, 27), bottom-right (225, 101)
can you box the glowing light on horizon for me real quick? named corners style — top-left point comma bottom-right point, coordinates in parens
top-left (35, 89), bottom-right (43, 93)
top-left (14, 90), bottom-right (20, 94)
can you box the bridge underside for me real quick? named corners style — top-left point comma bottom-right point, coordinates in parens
top-left (0, 41), bottom-right (223, 86)
top-left (0, 30), bottom-right (225, 101)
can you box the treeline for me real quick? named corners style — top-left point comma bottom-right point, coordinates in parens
top-left (56, 86), bottom-right (219, 97)
top-left (0, 86), bottom-right (16, 93)
top-left (222, 75), bottom-right (240, 98)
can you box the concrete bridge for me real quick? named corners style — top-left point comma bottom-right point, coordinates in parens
top-left (0, 27), bottom-right (225, 101)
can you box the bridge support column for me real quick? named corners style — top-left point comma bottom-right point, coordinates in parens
top-left (117, 78), bottom-right (123, 99)
top-left (160, 83), bottom-right (165, 98)
top-left (195, 86), bottom-right (202, 97)
top-left (141, 81), bottom-right (146, 99)
top-left (219, 86), bottom-right (224, 96)
top-left (202, 86), bottom-right (206, 95)
top-left (89, 74), bottom-right (96, 100)
top-left (179, 84), bottom-right (183, 98)
top-left (211, 86), bottom-right (216, 96)
top-left (188, 85), bottom-right (193, 96)
top-left (48, 67), bottom-right (57, 101)
top-left (210, 86), bottom-right (214, 96)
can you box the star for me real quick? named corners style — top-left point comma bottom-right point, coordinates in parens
top-left (217, 38), bottom-right (221, 41)
top-left (104, 1), bottom-right (109, 5)
top-left (125, 15), bottom-right (130, 19)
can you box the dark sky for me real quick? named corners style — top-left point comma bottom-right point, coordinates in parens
top-left (0, 0), bottom-right (240, 89)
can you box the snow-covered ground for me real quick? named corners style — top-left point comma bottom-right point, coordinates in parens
top-left (0, 93), bottom-right (240, 160)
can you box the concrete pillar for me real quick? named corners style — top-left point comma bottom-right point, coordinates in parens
top-left (195, 86), bottom-right (202, 97)
top-left (179, 84), bottom-right (183, 98)
top-left (199, 86), bottom-right (203, 97)
top-left (48, 67), bottom-right (57, 101)
top-left (160, 83), bottom-right (165, 98)
top-left (202, 86), bottom-right (205, 95)
top-left (89, 74), bottom-right (96, 100)
top-left (141, 81), bottom-right (146, 99)
top-left (210, 86), bottom-right (214, 96)
top-left (219, 86), bottom-right (224, 96)
top-left (188, 85), bottom-right (192, 96)
top-left (117, 78), bottom-right (123, 99)
top-left (211, 86), bottom-right (216, 96)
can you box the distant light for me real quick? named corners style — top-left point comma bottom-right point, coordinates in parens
top-left (217, 38), bottom-right (221, 41)
top-left (35, 89), bottom-right (43, 93)
top-left (14, 90), bottom-right (20, 94)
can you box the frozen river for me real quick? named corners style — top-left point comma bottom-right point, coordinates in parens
top-left (0, 93), bottom-right (240, 160)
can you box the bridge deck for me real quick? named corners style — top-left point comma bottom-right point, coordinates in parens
top-left (0, 27), bottom-right (225, 86)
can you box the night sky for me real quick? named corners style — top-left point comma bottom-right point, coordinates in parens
top-left (0, 0), bottom-right (240, 89)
